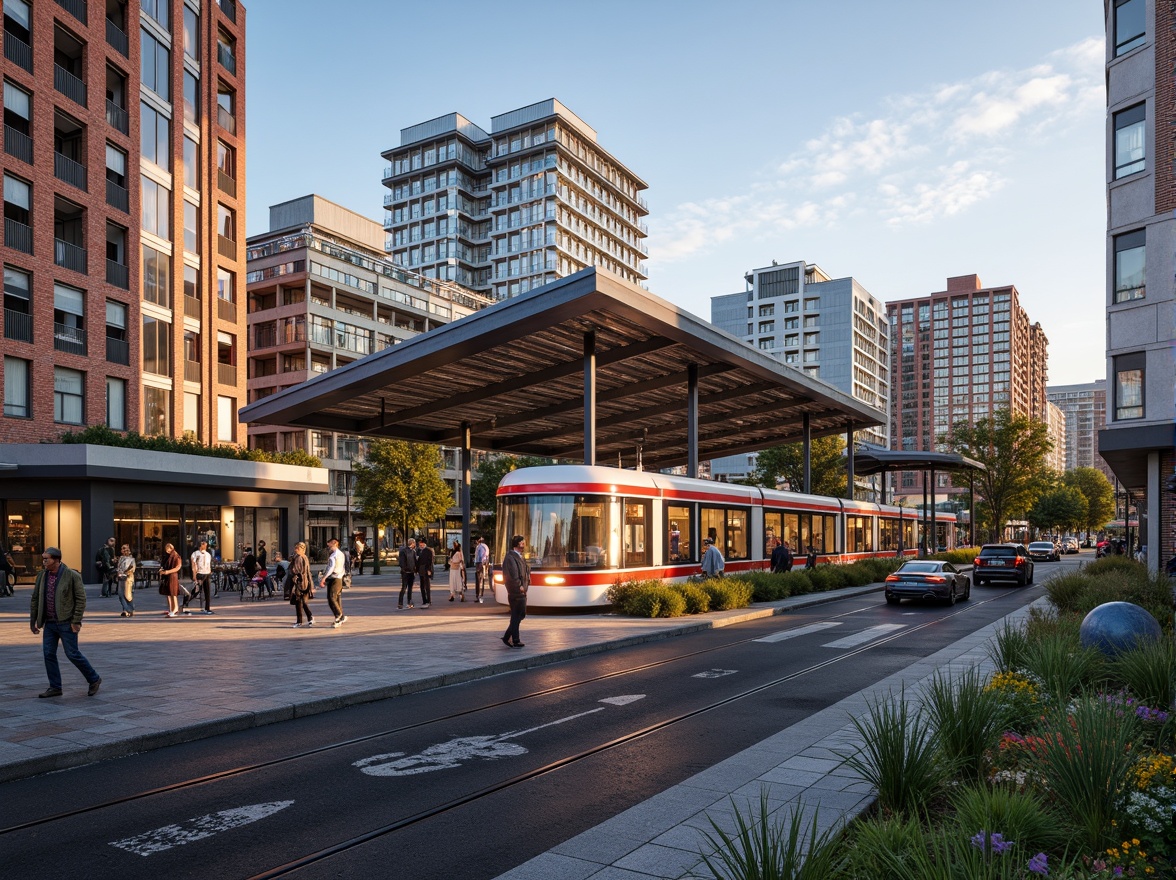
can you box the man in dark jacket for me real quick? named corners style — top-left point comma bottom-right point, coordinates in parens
top-left (397, 538), bottom-right (416, 610)
top-left (770, 541), bottom-right (793, 574)
top-left (30, 547), bottom-right (101, 698)
top-left (98, 537), bottom-right (117, 597)
top-left (415, 538), bottom-right (435, 607)
top-left (501, 535), bottom-right (529, 648)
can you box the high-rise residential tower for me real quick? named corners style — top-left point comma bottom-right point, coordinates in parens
top-left (709, 260), bottom-right (890, 481)
top-left (381, 98), bottom-right (649, 301)
top-left (1, 0), bottom-right (246, 444)
top-left (886, 274), bottom-right (1049, 503)
top-left (1047, 380), bottom-right (1112, 480)
top-left (1100, 0), bottom-right (1175, 569)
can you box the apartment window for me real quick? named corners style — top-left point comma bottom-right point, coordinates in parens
top-left (142, 244), bottom-right (171, 307)
top-left (1113, 103), bottom-right (1145, 178)
top-left (216, 28), bottom-right (235, 74)
top-left (106, 299), bottom-right (128, 359)
top-left (1113, 229), bottom-right (1145, 302)
top-left (184, 265), bottom-right (199, 300)
top-left (3, 356), bottom-right (30, 417)
top-left (4, 264), bottom-right (30, 317)
top-left (217, 395), bottom-right (235, 442)
top-left (1114, 0), bottom-right (1145, 56)
top-left (54, 366), bottom-right (84, 424)
top-left (182, 6), bottom-right (199, 58)
top-left (53, 282), bottom-right (85, 346)
top-left (143, 385), bottom-right (170, 434)
top-left (757, 338), bottom-right (773, 350)
top-left (142, 0), bottom-right (169, 28)
top-left (217, 140), bottom-right (234, 178)
top-left (4, 80), bottom-right (31, 160)
top-left (141, 175), bottom-right (170, 237)
top-left (184, 392), bottom-right (200, 435)
top-left (106, 376), bottom-right (126, 430)
top-left (217, 203), bottom-right (235, 241)
top-left (142, 315), bottom-right (171, 376)
top-left (216, 83), bottom-right (235, 133)
top-left (140, 102), bottom-right (170, 170)
top-left (758, 320), bottom-right (774, 334)
top-left (216, 267), bottom-right (233, 302)
top-left (183, 136), bottom-right (198, 188)
top-left (183, 71), bottom-right (199, 124)
top-left (4, 173), bottom-right (31, 226)
top-left (105, 143), bottom-right (127, 188)
top-left (1113, 353), bottom-right (1144, 420)
top-left (140, 29), bottom-right (170, 101)
top-left (183, 201), bottom-right (199, 253)
top-left (217, 331), bottom-right (235, 365)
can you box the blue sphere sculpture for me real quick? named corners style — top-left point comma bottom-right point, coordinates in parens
top-left (1079, 601), bottom-right (1163, 657)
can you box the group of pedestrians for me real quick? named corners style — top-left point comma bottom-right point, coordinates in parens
top-left (396, 535), bottom-right (492, 609)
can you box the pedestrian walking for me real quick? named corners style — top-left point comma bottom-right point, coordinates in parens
top-left (448, 540), bottom-right (467, 601)
top-left (287, 542), bottom-right (314, 627)
top-left (97, 536), bottom-right (117, 597)
top-left (805, 546), bottom-right (818, 569)
top-left (30, 547), bottom-right (101, 697)
top-left (500, 535), bottom-right (529, 648)
top-left (320, 537), bottom-right (348, 628)
top-left (416, 538), bottom-right (435, 607)
top-left (701, 537), bottom-right (725, 578)
top-left (474, 536), bottom-right (491, 604)
top-left (397, 537), bottom-right (416, 609)
top-left (159, 542), bottom-right (183, 617)
top-left (256, 540), bottom-right (275, 597)
top-left (185, 540), bottom-right (214, 615)
top-left (353, 534), bottom-right (366, 576)
top-left (116, 544), bottom-right (136, 617)
top-left (0, 540), bottom-right (16, 596)
top-left (770, 540), bottom-right (793, 574)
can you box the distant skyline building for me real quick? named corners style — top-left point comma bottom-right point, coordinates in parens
top-left (381, 98), bottom-right (649, 301)
top-left (1047, 379), bottom-right (1112, 480)
top-left (1044, 400), bottom-right (1067, 474)
top-left (1099, 0), bottom-right (1174, 569)
top-left (245, 195), bottom-right (494, 549)
top-left (709, 260), bottom-right (890, 482)
top-left (886, 274), bottom-right (1049, 503)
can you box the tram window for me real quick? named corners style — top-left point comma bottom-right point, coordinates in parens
top-left (623, 499), bottom-right (651, 568)
top-left (902, 520), bottom-right (916, 550)
top-left (879, 518), bottom-right (900, 551)
top-left (764, 511), bottom-right (782, 555)
top-left (700, 505), bottom-right (750, 560)
top-left (701, 507), bottom-right (724, 555)
top-left (808, 514), bottom-right (836, 554)
top-left (784, 513), bottom-right (800, 549)
top-left (496, 493), bottom-right (612, 570)
top-left (846, 515), bottom-right (873, 553)
top-left (666, 503), bottom-right (694, 563)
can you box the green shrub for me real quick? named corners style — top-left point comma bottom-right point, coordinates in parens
top-left (778, 570), bottom-right (814, 595)
top-left (805, 565), bottom-right (849, 591)
top-left (947, 782), bottom-right (1068, 854)
top-left (673, 581), bottom-right (711, 614)
top-left (737, 571), bottom-right (788, 603)
top-left (702, 577), bottom-right (753, 610)
top-left (57, 424), bottom-right (322, 467)
top-left (626, 582), bottom-right (687, 618)
top-left (1021, 630), bottom-right (1104, 701)
top-left (1084, 554), bottom-right (1147, 577)
top-left (838, 814), bottom-right (927, 880)
top-left (985, 619), bottom-right (1031, 674)
top-left (933, 547), bottom-right (980, 566)
top-left (923, 668), bottom-right (1007, 781)
top-left (1042, 571), bottom-right (1092, 615)
top-left (1108, 636), bottom-right (1176, 710)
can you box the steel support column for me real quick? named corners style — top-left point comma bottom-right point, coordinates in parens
top-left (687, 363), bottom-right (699, 478)
top-left (969, 470), bottom-right (976, 547)
top-left (461, 421), bottom-right (472, 570)
top-left (845, 427), bottom-right (855, 500)
top-left (921, 471), bottom-right (929, 557)
top-left (583, 330), bottom-right (596, 466)
top-left (930, 467), bottom-right (937, 553)
top-left (802, 413), bottom-right (811, 494)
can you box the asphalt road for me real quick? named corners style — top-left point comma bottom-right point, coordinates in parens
top-left (0, 560), bottom-right (1079, 880)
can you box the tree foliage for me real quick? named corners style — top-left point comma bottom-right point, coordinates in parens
top-left (1027, 486), bottom-right (1088, 534)
top-left (353, 440), bottom-right (452, 538)
top-left (749, 435), bottom-right (848, 497)
top-left (1062, 467), bottom-right (1116, 533)
top-left (57, 424), bottom-right (322, 467)
top-left (941, 409), bottom-right (1053, 543)
top-left (469, 454), bottom-right (555, 512)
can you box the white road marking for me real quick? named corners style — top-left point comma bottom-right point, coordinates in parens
top-left (110, 801), bottom-right (294, 857)
top-left (754, 622), bottom-right (842, 643)
top-left (693, 669), bottom-right (738, 678)
top-left (354, 696), bottom-right (645, 777)
top-left (821, 624), bottom-right (906, 649)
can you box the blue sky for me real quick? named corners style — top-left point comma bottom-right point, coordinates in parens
top-left (244, 0), bottom-right (1106, 385)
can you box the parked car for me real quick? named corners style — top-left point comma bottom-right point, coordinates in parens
top-left (884, 560), bottom-right (971, 606)
top-left (1027, 541), bottom-right (1060, 562)
top-left (1062, 538), bottom-right (1079, 554)
top-left (973, 543), bottom-right (1035, 587)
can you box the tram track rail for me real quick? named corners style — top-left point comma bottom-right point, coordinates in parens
top-left (0, 581), bottom-right (1039, 849)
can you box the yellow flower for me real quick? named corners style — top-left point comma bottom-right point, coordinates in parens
top-left (1132, 839), bottom-right (1140, 846)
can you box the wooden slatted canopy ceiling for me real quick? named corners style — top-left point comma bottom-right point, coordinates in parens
top-left (239, 268), bottom-right (886, 470)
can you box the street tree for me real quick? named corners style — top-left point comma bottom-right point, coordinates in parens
top-left (750, 435), bottom-right (847, 497)
top-left (1061, 467), bottom-right (1116, 536)
top-left (1027, 486), bottom-right (1088, 537)
top-left (941, 409), bottom-right (1053, 543)
top-left (470, 454), bottom-right (555, 513)
top-left (353, 440), bottom-right (452, 543)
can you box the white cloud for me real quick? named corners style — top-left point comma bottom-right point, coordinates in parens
top-left (649, 37), bottom-right (1102, 264)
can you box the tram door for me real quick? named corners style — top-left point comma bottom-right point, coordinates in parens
top-left (623, 500), bottom-right (650, 567)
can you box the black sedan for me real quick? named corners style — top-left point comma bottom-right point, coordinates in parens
top-left (884, 560), bottom-right (971, 606)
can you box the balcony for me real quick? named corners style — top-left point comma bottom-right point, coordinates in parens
top-left (4, 126), bottom-right (32, 163)
top-left (217, 297), bottom-right (236, 322)
top-left (106, 336), bottom-right (129, 365)
top-left (217, 362), bottom-right (236, 386)
top-left (54, 65), bottom-right (87, 108)
top-left (184, 295), bottom-right (202, 319)
top-left (53, 323), bottom-right (86, 355)
top-left (4, 308), bottom-right (32, 343)
top-left (106, 100), bottom-right (129, 135)
top-left (4, 218), bottom-right (32, 254)
top-left (54, 239), bottom-right (87, 274)
top-left (55, 0), bottom-right (87, 24)
top-left (217, 105), bottom-right (235, 134)
top-left (217, 169), bottom-right (236, 197)
top-left (219, 0), bottom-right (237, 23)
top-left (105, 19), bottom-right (128, 57)
top-left (106, 179), bottom-right (128, 213)
top-left (54, 152), bottom-right (88, 191)
top-left (4, 33), bottom-right (32, 73)
top-left (184, 360), bottom-right (201, 382)
top-left (218, 234), bottom-right (236, 259)
top-left (106, 259), bottom-right (129, 289)
top-left (254, 325), bottom-right (277, 348)
top-left (217, 43), bottom-right (236, 75)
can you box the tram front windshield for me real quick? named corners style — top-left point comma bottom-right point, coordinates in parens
top-left (497, 494), bottom-right (610, 570)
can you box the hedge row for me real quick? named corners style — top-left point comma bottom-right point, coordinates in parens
top-left (607, 577), bottom-right (753, 618)
top-left (56, 424), bottom-right (322, 468)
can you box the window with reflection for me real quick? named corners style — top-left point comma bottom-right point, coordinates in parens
top-left (496, 494), bottom-right (612, 570)
top-left (1114, 229), bottom-right (1145, 302)
top-left (1113, 103), bottom-right (1145, 178)
top-left (1114, 0), bottom-right (1145, 56)
top-left (623, 499), bottom-right (651, 568)
top-left (701, 506), bottom-right (750, 560)
top-left (1114, 352), bottom-right (1144, 420)
top-left (666, 503), bottom-right (694, 563)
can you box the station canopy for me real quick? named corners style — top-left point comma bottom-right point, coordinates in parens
top-left (239, 268), bottom-right (886, 471)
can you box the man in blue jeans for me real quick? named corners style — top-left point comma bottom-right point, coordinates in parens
top-left (30, 547), bottom-right (101, 698)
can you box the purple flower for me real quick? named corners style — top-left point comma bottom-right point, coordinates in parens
top-left (970, 830), bottom-right (1012, 854)
top-left (1028, 852), bottom-right (1049, 876)
top-left (1114, 867), bottom-right (1124, 876)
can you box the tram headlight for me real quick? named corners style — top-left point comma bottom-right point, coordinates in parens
top-left (492, 572), bottom-right (504, 584)
top-left (543, 576), bottom-right (565, 585)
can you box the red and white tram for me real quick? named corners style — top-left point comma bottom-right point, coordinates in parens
top-left (492, 465), bottom-right (956, 608)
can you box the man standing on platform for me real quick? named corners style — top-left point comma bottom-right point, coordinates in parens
top-left (500, 535), bottom-right (529, 648)
top-left (416, 537), bottom-right (434, 607)
top-left (185, 540), bottom-right (214, 615)
top-left (474, 536), bottom-right (491, 604)
top-left (320, 537), bottom-right (348, 628)
top-left (397, 536), bottom-right (416, 610)
top-left (30, 547), bottom-right (101, 698)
